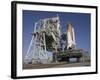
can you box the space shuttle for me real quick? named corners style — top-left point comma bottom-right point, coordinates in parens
top-left (67, 22), bottom-right (76, 49)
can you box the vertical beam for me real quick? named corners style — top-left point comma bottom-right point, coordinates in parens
top-left (25, 35), bottom-right (34, 59)
top-left (43, 20), bottom-right (46, 52)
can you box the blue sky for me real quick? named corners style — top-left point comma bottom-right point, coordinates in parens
top-left (23, 10), bottom-right (91, 57)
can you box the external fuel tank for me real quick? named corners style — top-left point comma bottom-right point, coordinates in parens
top-left (67, 23), bottom-right (76, 49)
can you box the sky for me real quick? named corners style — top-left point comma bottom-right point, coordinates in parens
top-left (23, 10), bottom-right (91, 58)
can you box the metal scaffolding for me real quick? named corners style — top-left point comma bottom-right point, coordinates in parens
top-left (24, 15), bottom-right (61, 64)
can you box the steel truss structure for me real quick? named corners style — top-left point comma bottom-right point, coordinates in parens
top-left (25, 15), bottom-right (61, 64)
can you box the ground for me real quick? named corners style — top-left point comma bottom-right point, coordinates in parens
top-left (23, 61), bottom-right (90, 69)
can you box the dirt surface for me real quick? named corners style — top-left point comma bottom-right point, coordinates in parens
top-left (23, 62), bottom-right (90, 69)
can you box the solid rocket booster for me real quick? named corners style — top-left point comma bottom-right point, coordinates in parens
top-left (67, 23), bottom-right (76, 49)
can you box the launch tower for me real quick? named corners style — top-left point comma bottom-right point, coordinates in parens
top-left (24, 15), bottom-right (61, 64)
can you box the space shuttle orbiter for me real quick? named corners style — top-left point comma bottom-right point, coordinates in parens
top-left (67, 22), bottom-right (76, 49)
